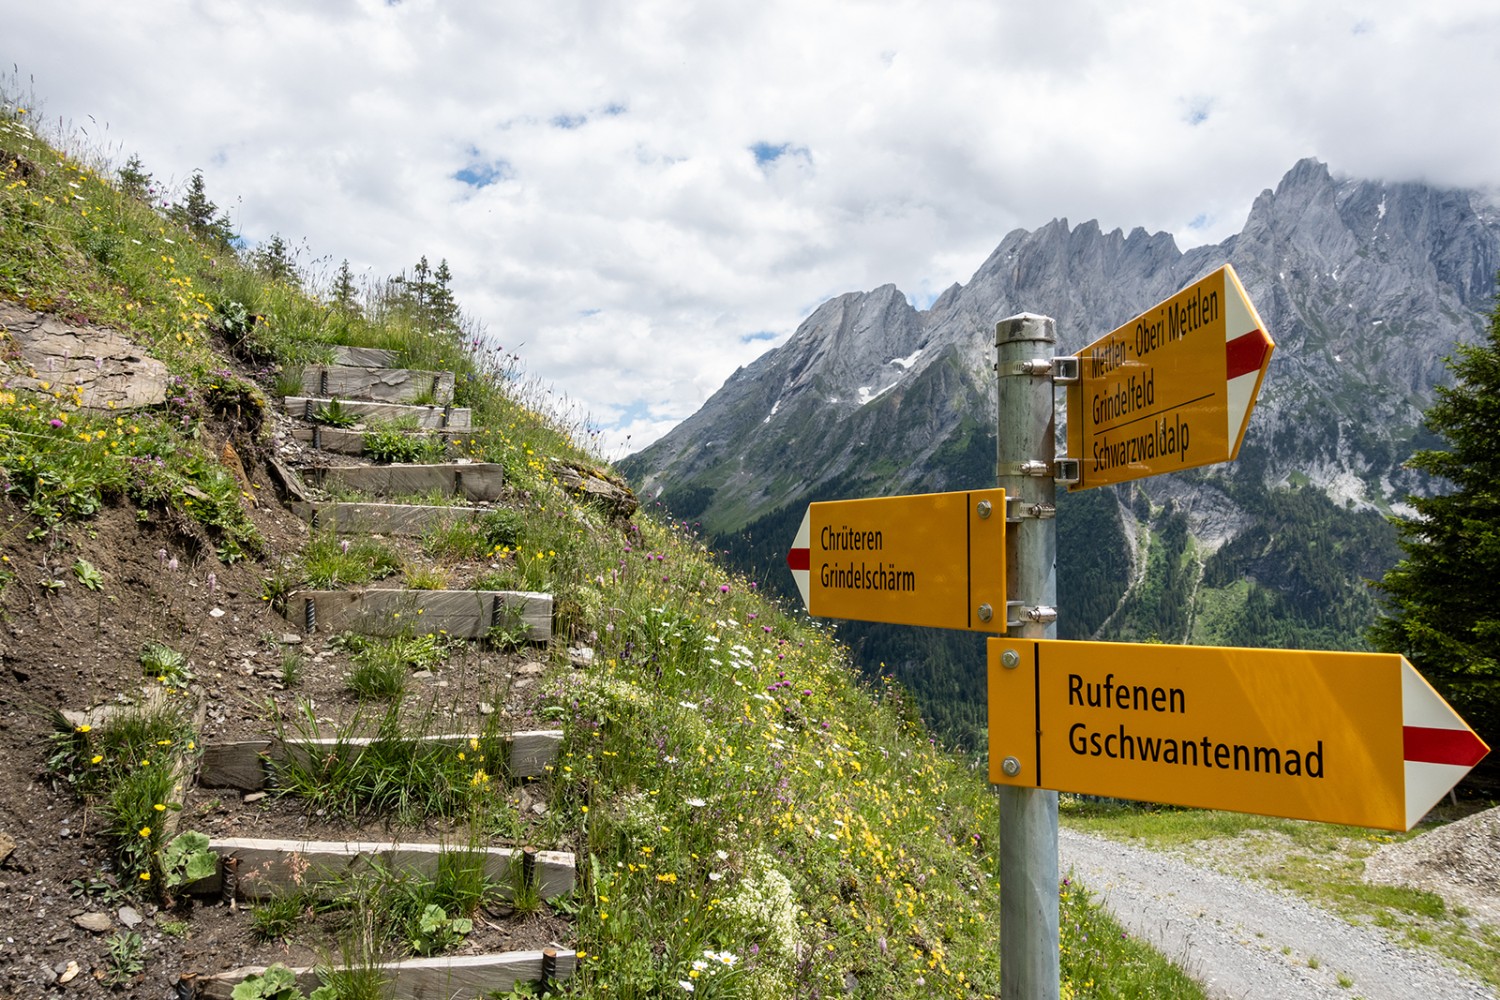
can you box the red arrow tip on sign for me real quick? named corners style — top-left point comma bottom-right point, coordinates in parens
top-left (1226, 328), bottom-right (1272, 381)
top-left (1404, 726), bottom-right (1489, 768)
top-left (787, 547), bottom-right (809, 572)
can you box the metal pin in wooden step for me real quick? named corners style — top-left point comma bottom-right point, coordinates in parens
top-left (522, 845), bottom-right (538, 891)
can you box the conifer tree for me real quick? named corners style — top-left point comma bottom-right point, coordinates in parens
top-left (430, 258), bottom-right (458, 331)
top-left (253, 234), bottom-right (298, 285)
top-left (1370, 277), bottom-right (1500, 753)
top-left (410, 255), bottom-right (432, 313)
top-left (168, 170), bottom-right (236, 249)
top-left (331, 258), bottom-right (360, 315)
top-left (117, 154), bottom-right (153, 202)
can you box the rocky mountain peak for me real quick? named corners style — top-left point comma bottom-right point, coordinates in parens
top-left (625, 159), bottom-right (1500, 533)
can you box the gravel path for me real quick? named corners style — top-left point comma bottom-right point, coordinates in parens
top-left (1059, 828), bottom-right (1497, 999)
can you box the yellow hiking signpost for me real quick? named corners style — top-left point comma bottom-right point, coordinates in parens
top-left (986, 639), bottom-right (1489, 832)
top-left (1066, 264), bottom-right (1274, 490)
top-left (783, 276), bottom-right (1488, 998)
top-left (785, 488), bottom-right (1007, 632)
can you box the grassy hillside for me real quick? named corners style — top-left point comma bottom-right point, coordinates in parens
top-left (0, 96), bottom-right (1204, 998)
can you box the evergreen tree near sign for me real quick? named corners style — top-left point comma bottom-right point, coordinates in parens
top-left (1370, 277), bottom-right (1500, 757)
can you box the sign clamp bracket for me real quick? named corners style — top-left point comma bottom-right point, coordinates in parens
top-left (999, 459), bottom-right (1079, 484)
top-left (1001, 357), bottom-right (1077, 379)
top-left (1006, 497), bottom-right (1056, 523)
top-left (1005, 601), bottom-right (1058, 629)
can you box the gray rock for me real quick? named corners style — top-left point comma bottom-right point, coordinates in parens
top-left (117, 906), bottom-right (142, 928)
top-left (0, 302), bottom-right (170, 409)
top-left (72, 911), bottom-right (113, 933)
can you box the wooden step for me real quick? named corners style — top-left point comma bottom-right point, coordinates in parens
top-left (194, 837), bottom-right (575, 900)
top-left (300, 365), bottom-right (455, 405)
top-left (282, 396), bottom-right (473, 430)
top-left (291, 426), bottom-right (465, 456)
top-left (290, 589), bottom-right (551, 640)
top-left (292, 501), bottom-right (482, 536)
top-left (195, 949), bottom-right (576, 1000)
top-left (198, 729), bottom-right (564, 791)
top-left (330, 345), bottom-right (402, 367)
top-left (309, 462), bottom-right (504, 501)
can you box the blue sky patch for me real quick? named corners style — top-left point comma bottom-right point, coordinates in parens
top-left (552, 113), bottom-right (587, 129)
top-left (750, 141), bottom-right (810, 167)
top-left (751, 141), bottom-right (789, 164)
top-left (740, 330), bottom-right (777, 343)
top-left (454, 158), bottom-right (513, 188)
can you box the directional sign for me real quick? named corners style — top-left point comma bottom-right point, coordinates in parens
top-left (787, 489), bottom-right (1006, 631)
top-left (1066, 264), bottom-right (1273, 490)
top-left (987, 639), bottom-right (1488, 831)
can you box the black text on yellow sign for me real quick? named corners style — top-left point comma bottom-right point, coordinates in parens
top-left (987, 638), bottom-right (1487, 831)
top-left (1066, 264), bottom-right (1273, 491)
top-left (787, 489), bottom-right (1006, 632)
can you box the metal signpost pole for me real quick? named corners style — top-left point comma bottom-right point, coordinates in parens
top-left (995, 313), bottom-right (1060, 1000)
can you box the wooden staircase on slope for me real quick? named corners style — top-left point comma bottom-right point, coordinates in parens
top-left (182, 346), bottom-right (579, 998)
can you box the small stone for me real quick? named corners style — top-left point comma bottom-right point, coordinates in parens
top-left (73, 912), bottom-right (113, 933)
top-left (280, 633), bottom-right (303, 645)
top-left (412, 670), bottom-right (433, 680)
top-left (568, 646), bottom-right (595, 668)
top-left (57, 960), bottom-right (80, 983)
top-left (117, 906), bottom-right (142, 928)
top-left (0, 830), bottom-right (15, 864)
top-left (209, 608), bottom-right (226, 618)
top-left (478, 702), bottom-right (495, 716)
top-left (515, 662), bottom-right (546, 678)
top-left (243, 792), bottom-right (268, 804)
top-left (531, 802), bottom-right (548, 817)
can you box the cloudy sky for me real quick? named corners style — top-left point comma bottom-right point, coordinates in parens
top-left (6, 1), bottom-right (1499, 454)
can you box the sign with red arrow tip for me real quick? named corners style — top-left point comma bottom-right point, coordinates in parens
top-left (787, 489), bottom-right (1006, 631)
top-left (1067, 264), bottom-right (1274, 490)
top-left (987, 639), bottom-right (1487, 831)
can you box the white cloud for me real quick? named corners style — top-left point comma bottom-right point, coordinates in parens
top-left (6, 0), bottom-right (1500, 453)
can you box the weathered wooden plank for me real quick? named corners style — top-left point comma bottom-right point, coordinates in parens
top-left (299, 366), bottom-right (455, 405)
top-left (291, 502), bottom-right (481, 536)
top-left (330, 345), bottom-right (401, 367)
top-left (196, 730), bottom-right (563, 791)
top-left (293, 590), bottom-right (552, 641)
top-left (312, 463), bottom-right (504, 500)
top-left (196, 949), bottom-right (576, 1000)
top-left (509, 730), bottom-right (564, 778)
top-left (197, 739), bottom-right (275, 789)
top-left (281, 397), bottom-right (473, 430)
top-left (194, 837), bottom-right (574, 900)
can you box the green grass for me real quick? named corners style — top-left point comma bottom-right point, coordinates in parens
top-left (44, 696), bottom-right (199, 888)
top-left (301, 534), bottom-right (401, 588)
top-left (3, 97), bottom-right (1213, 998)
top-left (270, 697), bottom-right (512, 825)
top-left (362, 416), bottom-right (448, 464)
top-left (1060, 878), bottom-right (1206, 998)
